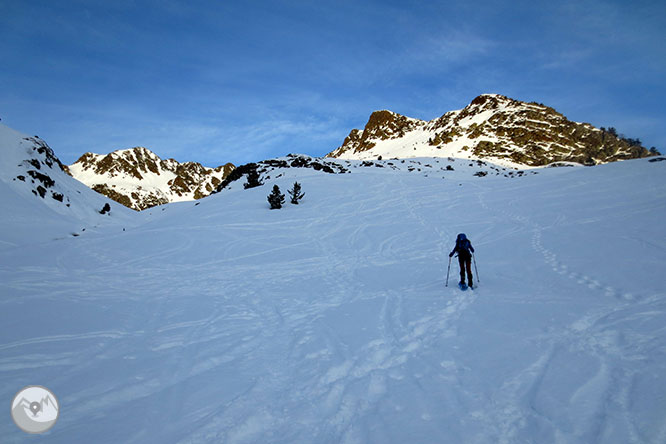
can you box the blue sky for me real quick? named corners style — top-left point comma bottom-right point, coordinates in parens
top-left (1, 0), bottom-right (664, 166)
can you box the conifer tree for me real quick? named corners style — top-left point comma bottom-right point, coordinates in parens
top-left (267, 185), bottom-right (285, 209)
top-left (288, 181), bottom-right (305, 204)
top-left (244, 168), bottom-right (262, 189)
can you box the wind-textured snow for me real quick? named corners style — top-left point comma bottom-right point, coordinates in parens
top-left (1, 140), bottom-right (666, 442)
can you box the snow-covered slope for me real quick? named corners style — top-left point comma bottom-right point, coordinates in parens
top-left (68, 148), bottom-right (235, 210)
top-left (1, 148), bottom-right (665, 442)
top-left (328, 94), bottom-right (654, 168)
top-left (212, 153), bottom-right (534, 196)
top-left (0, 123), bottom-right (132, 248)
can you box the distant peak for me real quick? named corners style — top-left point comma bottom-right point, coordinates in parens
top-left (370, 109), bottom-right (399, 116)
top-left (469, 93), bottom-right (511, 107)
top-left (476, 93), bottom-right (507, 99)
top-left (327, 93), bottom-right (653, 166)
top-left (367, 109), bottom-right (402, 123)
top-left (113, 147), bottom-right (157, 157)
top-left (67, 146), bottom-right (236, 210)
top-left (365, 109), bottom-right (422, 130)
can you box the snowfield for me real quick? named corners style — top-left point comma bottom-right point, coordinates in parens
top-left (1, 150), bottom-right (665, 443)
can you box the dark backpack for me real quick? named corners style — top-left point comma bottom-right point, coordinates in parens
top-left (456, 234), bottom-right (472, 257)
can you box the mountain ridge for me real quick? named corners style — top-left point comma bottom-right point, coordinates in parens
top-left (327, 94), bottom-right (654, 167)
top-left (67, 147), bottom-right (235, 210)
top-left (19, 93), bottom-right (658, 212)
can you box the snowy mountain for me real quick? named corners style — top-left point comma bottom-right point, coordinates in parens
top-left (65, 94), bottom-right (656, 211)
top-left (328, 94), bottom-right (654, 167)
top-left (68, 148), bottom-right (235, 210)
top-left (0, 123), bottom-right (85, 211)
top-left (0, 123), bottom-right (132, 248)
top-left (2, 120), bottom-right (666, 443)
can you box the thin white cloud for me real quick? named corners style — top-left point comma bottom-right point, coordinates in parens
top-left (539, 48), bottom-right (594, 70)
top-left (411, 32), bottom-right (494, 65)
top-left (205, 117), bottom-right (347, 163)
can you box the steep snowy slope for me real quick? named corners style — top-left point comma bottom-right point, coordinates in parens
top-left (328, 94), bottom-right (653, 168)
top-left (0, 123), bottom-right (133, 248)
top-left (0, 155), bottom-right (665, 443)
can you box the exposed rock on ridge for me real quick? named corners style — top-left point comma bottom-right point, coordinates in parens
top-left (0, 122), bottom-right (119, 220)
top-left (12, 136), bottom-right (71, 204)
top-left (213, 154), bottom-right (348, 193)
top-left (328, 94), bottom-right (654, 167)
top-left (68, 147), bottom-right (234, 210)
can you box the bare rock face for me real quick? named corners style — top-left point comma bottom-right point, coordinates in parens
top-left (328, 110), bottom-right (423, 158)
top-left (68, 147), bottom-right (234, 210)
top-left (0, 122), bottom-right (120, 220)
top-left (213, 154), bottom-right (348, 193)
top-left (328, 94), bottom-right (654, 167)
top-left (10, 135), bottom-right (72, 205)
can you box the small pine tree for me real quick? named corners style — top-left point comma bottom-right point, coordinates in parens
top-left (267, 185), bottom-right (285, 209)
top-left (288, 181), bottom-right (305, 204)
top-left (244, 169), bottom-right (262, 189)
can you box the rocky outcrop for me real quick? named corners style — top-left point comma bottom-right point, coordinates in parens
top-left (12, 136), bottom-right (75, 205)
top-left (328, 94), bottom-right (655, 167)
top-left (213, 154), bottom-right (348, 193)
top-left (68, 147), bottom-right (234, 210)
top-left (0, 122), bottom-right (119, 219)
top-left (328, 111), bottom-right (423, 158)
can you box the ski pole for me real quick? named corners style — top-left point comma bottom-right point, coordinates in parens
top-left (445, 256), bottom-right (451, 287)
top-left (473, 253), bottom-right (479, 282)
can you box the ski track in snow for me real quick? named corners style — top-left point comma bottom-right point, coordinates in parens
top-left (475, 186), bottom-right (630, 300)
top-left (472, 174), bottom-right (666, 444)
top-left (1, 160), bottom-right (666, 443)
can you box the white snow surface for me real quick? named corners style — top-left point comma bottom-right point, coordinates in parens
top-left (1, 141), bottom-right (666, 442)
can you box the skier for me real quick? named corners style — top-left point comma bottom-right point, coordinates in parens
top-left (449, 233), bottom-right (475, 289)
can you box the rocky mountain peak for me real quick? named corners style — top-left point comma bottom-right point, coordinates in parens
top-left (68, 148), bottom-right (235, 210)
top-left (469, 93), bottom-right (508, 108)
top-left (327, 110), bottom-right (425, 158)
top-left (328, 94), bottom-right (654, 167)
top-left (363, 110), bottom-right (424, 140)
top-left (73, 147), bottom-right (168, 181)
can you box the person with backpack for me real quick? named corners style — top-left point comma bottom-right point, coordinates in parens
top-left (449, 233), bottom-right (475, 288)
